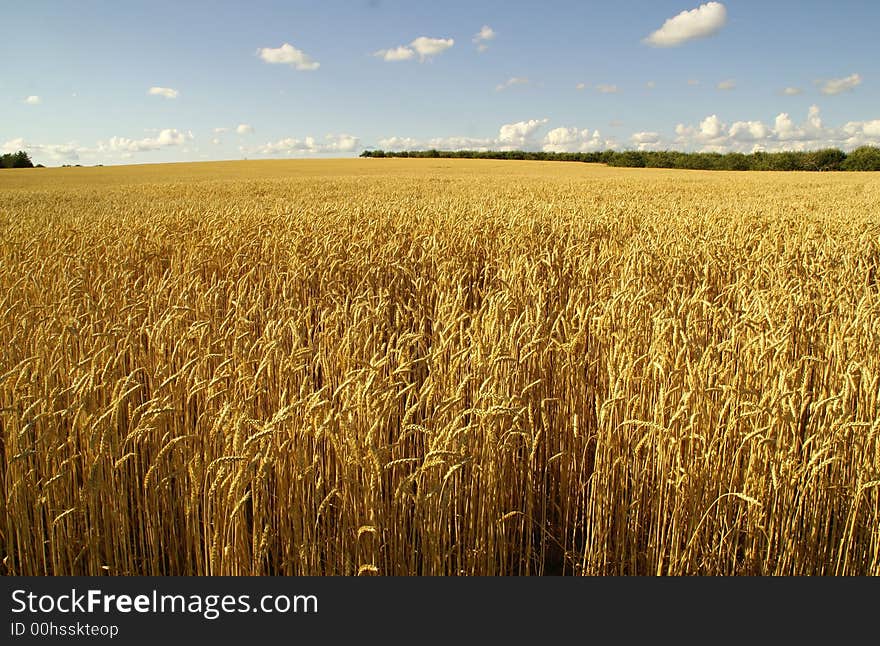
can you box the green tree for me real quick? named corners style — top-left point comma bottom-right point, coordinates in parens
top-left (0, 150), bottom-right (35, 168)
top-left (607, 151), bottom-right (645, 167)
top-left (841, 146), bottom-right (880, 171)
top-left (804, 149), bottom-right (846, 171)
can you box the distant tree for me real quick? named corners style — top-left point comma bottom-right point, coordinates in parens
top-left (763, 152), bottom-right (803, 171)
top-left (351, 146), bottom-right (874, 171)
top-left (804, 149), bottom-right (846, 171)
top-left (607, 151), bottom-right (645, 167)
top-left (680, 153), bottom-right (713, 170)
top-left (643, 151), bottom-right (675, 168)
top-left (841, 146), bottom-right (880, 171)
top-left (0, 150), bottom-right (34, 168)
top-left (722, 152), bottom-right (750, 171)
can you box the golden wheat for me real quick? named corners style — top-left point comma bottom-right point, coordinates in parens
top-left (1, 159), bottom-right (878, 575)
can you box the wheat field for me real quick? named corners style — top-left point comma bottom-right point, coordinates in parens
top-left (1, 159), bottom-right (878, 575)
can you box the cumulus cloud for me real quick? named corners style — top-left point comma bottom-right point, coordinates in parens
top-left (377, 120), bottom-right (623, 154)
top-left (2, 137), bottom-right (87, 161)
top-left (541, 127), bottom-right (613, 153)
top-left (99, 129), bottom-right (194, 153)
top-left (596, 84), bottom-right (619, 94)
top-left (859, 120), bottom-right (880, 137)
top-left (818, 73), bottom-right (862, 95)
top-left (646, 81), bottom-right (657, 89)
top-left (148, 86), bottom-right (178, 99)
top-left (379, 118), bottom-right (550, 152)
top-left (236, 124), bottom-right (254, 135)
top-left (496, 77), bottom-right (529, 91)
top-left (258, 43), bottom-right (320, 71)
top-left (728, 120), bottom-right (770, 141)
top-left (783, 87), bottom-right (803, 96)
top-left (213, 127), bottom-right (229, 134)
top-left (630, 131), bottom-right (663, 150)
top-left (373, 46), bottom-right (415, 61)
top-left (378, 135), bottom-right (495, 151)
top-left (643, 2), bottom-right (728, 47)
top-left (410, 36), bottom-right (454, 61)
top-left (377, 106), bottom-right (880, 157)
top-left (717, 79), bottom-right (736, 90)
top-left (672, 105), bottom-right (880, 152)
top-left (771, 105), bottom-right (824, 142)
top-left (1, 137), bottom-right (27, 153)
top-left (251, 133), bottom-right (360, 155)
top-left (699, 114), bottom-right (725, 139)
top-left (499, 118), bottom-right (550, 147)
top-left (24, 95), bottom-right (41, 105)
top-left (575, 82), bottom-right (586, 90)
top-left (374, 36), bottom-right (454, 62)
top-left (473, 25), bottom-right (495, 52)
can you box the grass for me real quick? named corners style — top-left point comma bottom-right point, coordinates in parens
top-left (1, 159), bottom-right (878, 575)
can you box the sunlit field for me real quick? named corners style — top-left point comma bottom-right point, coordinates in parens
top-left (2, 159), bottom-right (878, 575)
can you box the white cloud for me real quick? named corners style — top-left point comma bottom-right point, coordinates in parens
top-left (643, 2), bottom-right (728, 47)
top-left (646, 81), bottom-right (656, 89)
top-left (818, 73), bottom-right (861, 95)
top-left (251, 133), bottom-right (360, 155)
top-left (496, 77), bottom-right (529, 91)
top-left (542, 127), bottom-right (607, 153)
top-left (44, 143), bottom-right (84, 159)
top-left (378, 106), bottom-right (880, 157)
top-left (499, 118), bottom-right (549, 147)
top-left (236, 124), bottom-right (254, 135)
top-left (379, 118), bottom-right (549, 152)
top-left (374, 36), bottom-right (454, 62)
top-left (258, 43), bottom-right (320, 71)
top-left (699, 114), bottom-right (725, 139)
top-left (773, 113), bottom-right (803, 141)
top-left (672, 105), bottom-right (880, 152)
top-left (861, 120), bottom-right (880, 137)
top-left (1, 137), bottom-right (27, 153)
top-left (783, 87), bottom-right (803, 96)
top-left (410, 36), bottom-right (454, 61)
top-left (596, 84), bottom-right (619, 94)
top-left (473, 25), bottom-right (495, 52)
top-left (213, 127), bottom-right (229, 134)
top-left (3, 137), bottom-right (91, 161)
top-left (211, 137), bottom-right (222, 145)
top-left (24, 95), bottom-right (42, 105)
top-left (100, 129), bottom-right (193, 153)
top-left (728, 120), bottom-right (770, 141)
top-left (717, 79), bottom-right (736, 90)
top-left (378, 135), bottom-right (494, 151)
top-left (575, 82), bottom-right (586, 90)
top-left (377, 136), bottom-right (429, 150)
top-left (631, 131), bottom-right (661, 144)
top-left (675, 114), bottom-right (728, 147)
top-left (373, 46), bottom-right (415, 61)
top-left (148, 86), bottom-right (178, 99)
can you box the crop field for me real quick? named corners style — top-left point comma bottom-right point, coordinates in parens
top-left (1, 158), bottom-right (879, 575)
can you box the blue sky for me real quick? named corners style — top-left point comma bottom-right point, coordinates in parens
top-left (3, 1), bottom-right (879, 165)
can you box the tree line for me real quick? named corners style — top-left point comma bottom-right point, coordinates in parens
top-left (360, 146), bottom-right (880, 171)
top-left (0, 150), bottom-right (35, 168)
